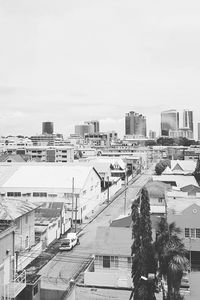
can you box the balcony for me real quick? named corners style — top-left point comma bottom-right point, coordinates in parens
top-left (9, 270), bottom-right (26, 298)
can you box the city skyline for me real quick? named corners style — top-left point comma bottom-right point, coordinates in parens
top-left (1, 1), bottom-right (200, 138)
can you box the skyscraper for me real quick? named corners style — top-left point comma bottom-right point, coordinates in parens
top-left (161, 110), bottom-right (179, 136)
top-left (42, 122), bottom-right (54, 135)
top-left (85, 120), bottom-right (100, 133)
top-left (75, 124), bottom-right (94, 137)
top-left (125, 111), bottom-right (146, 137)
top-left (198, 123), bottom-right (200, 141)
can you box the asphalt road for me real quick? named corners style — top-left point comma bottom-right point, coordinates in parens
top-left (39, 169), bottom-right (153, 291)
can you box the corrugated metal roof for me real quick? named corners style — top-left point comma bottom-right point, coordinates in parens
top-left (1, 165), bottom-right (97, 190)
top-left (0, 199), bottom-right (38, 220)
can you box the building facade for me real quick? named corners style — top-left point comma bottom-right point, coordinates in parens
top-left (161, 109), bottom-right (179, 136)
top-left (85, 120), bottom-right (100, 133)
top-left (125, 111), bottom-right (146, 137)
top-left (42, 122), bottom-right (54, 135)
top-left (75, 124), bottom-right (94, 137)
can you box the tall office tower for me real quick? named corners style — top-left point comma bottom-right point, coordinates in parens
top-left (161, 110), bottom-right (179, 136)
top-left (125, 111), bottom-right (147, 137)
top-left (42, 122), bottom-right (54, 135)
top-left (178, 109), bottom-right (194, 139)
top-left (149, 130), bottom-right (156, 140)
top-left (85, 120), bottom-right (99, 133)
top-left (198, 123), bottom-right (200, 141)
top-left (181, 109), bottom-right (193, 132)
top-left (75, 124), bottom-right (94, 137)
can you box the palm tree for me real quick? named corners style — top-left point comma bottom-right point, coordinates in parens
top-left (155, 218), bottom-right (189, 300)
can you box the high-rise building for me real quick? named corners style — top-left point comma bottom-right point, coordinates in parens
top-left (125, 111), bottom-right (146, 137)
top-left (75, 124), bottom-right (94, 137)
top-left (42, 122), bottom-right (54, 135)
top-left (179, 109), bottom-right (193, 133)
top-left (149, 130), bottom-right (156, 140)
top-left (161, 110), bottom-right (179, 136)
top-left (198, 123), bottom-right (200, 141)
top-left (85, 120), bottom-right (99, 133)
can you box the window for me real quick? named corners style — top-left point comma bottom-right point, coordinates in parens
top-left (83, 190), bottom-right (86, 195)
top-left (185, 228), bottom-right (200, 239)
top-left (185, 228), bottom-right (190, 238)
top-left (7, 192), bottom-right (21, 197)
top-left (111, 256), bottom-right (118, 268)
top-left (33, 284), bottom-right (38, 295)
top-left (33, 192), bottom-right (47, 197)
top-left (25, 214), bottom-right (28, 224)
top-left (25, 236), bottom-right (29, 249)
top-left (103, 256), bottom-right (110, 268)
top-left (158, 198), bottom-right (163, 203)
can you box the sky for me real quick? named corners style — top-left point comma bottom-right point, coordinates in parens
top-left (1, 0), bottom-right (200, 138)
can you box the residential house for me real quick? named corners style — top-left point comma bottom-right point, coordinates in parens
top-left (35, 202), bottom-right (71, 247)
top-left (0, 199), bottom-right (42, 271)
top-left (75, 226), bottom-right (133, 300)
top-left (0, 223), bottom-right (26, 299)
top-left (167, 198), bottom-right (200, 267)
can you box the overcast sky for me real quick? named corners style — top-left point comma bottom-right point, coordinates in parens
top-left (1, 0), bottom-right (200, 138)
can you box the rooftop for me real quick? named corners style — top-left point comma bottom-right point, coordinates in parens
top-left (0, 165), bottom-right (99, 190)
top-left (0, 199), bottom-right (38, 220)
top-left (94, 226), bottom-right (132, 256)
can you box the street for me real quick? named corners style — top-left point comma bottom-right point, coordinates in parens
top-left (38, 170), bottom-right (152, 292)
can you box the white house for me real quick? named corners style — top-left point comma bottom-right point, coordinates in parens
top-left (0, 164), bottom-right (102, 222)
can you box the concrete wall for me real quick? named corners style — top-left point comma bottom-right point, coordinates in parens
top-left (15, 211), bottom-right (35, 251)
top-left (84, 270), bottom-right (132, 288)
top-left (75, 285), bottom-right (132, 300)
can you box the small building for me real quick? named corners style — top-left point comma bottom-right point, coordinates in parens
top-left (75, 226), bottom-right (133, 300)
top-left (0, 223), bottom-right (26, 299)
top-left (167, 198), bottom-right (200, 267)
top-left (0, 199), bottom-right (38, 251)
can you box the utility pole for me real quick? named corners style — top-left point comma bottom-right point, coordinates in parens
top-left (71, 177), bottom-right (74, 231)
top-left (124, 168), bottom-right (128, 215)
top-left (75, 195), bottom-right (78, 233)
top-left (107, 176), bottom-right (110, 203)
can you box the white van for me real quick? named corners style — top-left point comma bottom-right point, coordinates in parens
top-left (59, 233), bottom-right (79, 251)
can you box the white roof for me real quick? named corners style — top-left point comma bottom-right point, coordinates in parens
top-left (153, 175), bottom-right (198, 189)
top-left (171, 160), bottom-right (196, 172)
top-left (162, 166), bottom-right (173, 175)
top-left (150, 206), bottom-right (166, 214)
top-left (167, 198), bottom-right (200, 214)
top-left (96, 157), bottom-right (126, 170)
top-left (1, 165), bottom-right (96, 190)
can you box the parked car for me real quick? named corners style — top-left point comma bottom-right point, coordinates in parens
top-left (59, 233), bottom-right (79, 251)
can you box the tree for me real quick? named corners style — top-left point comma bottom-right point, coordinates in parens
top-left (155, 159), bottom-right (171, 175)
top-left (155, 218), bottom-right (189, 300)
top-left (131, 188), bottom-right (157, 300)
top-left (193, 159), bottom-right (200, 185)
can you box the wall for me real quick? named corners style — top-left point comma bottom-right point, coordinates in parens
top-left (79, 169), bottom-right (101, 220)
top-left (75, 285), bottom-right (131, 300)
top-left (100, 179), bottom-right (122, 203)
top-left (168, 206), bottom-right (200, 251)
top-left (84, 270), bottom-right (132, 288)
top-left (15, 211), bottom-right (35, 251)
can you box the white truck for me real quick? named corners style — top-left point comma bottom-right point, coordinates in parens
top-left (59, 233), bottom-right (79, 251)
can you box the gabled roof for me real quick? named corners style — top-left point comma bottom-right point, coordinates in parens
top-left (171, 160), bottom-right (196, 173)
top-left (94, 226), bottom-right (132, 256)
top-left (0, 154), bottom-right (26, 163)
top-left (162, 166), bottom-right (173, 175)
top-left (167, 198), bottom-right (200, 214)
top-left (180, 185), bottom-right (200, 193)
top-left (110, 215), bottom-right (132, 228)
top-left (145, 181), bottom-right (169, 198)
top-left (1, 165), bottom-right (100, 190)
top-left (0, 199), bottom-right (38, 220)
